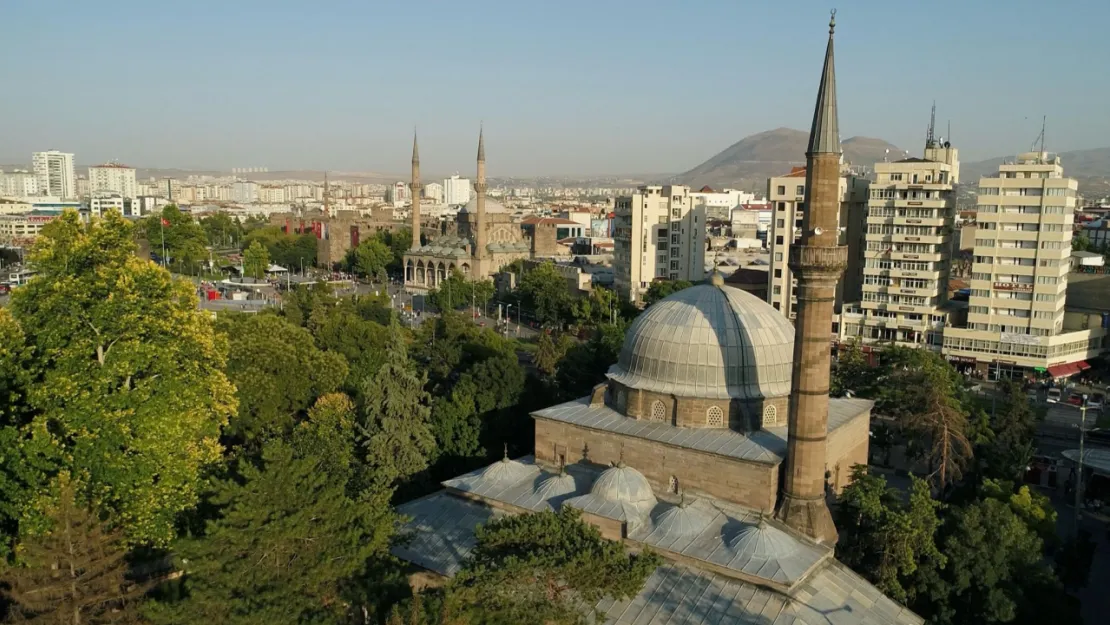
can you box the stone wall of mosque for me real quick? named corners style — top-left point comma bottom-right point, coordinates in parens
top-left (823, 408), bottom-right (871, 494)
top-left (534, 418), bottom-right (779, 513)
top-left (606, 381), bottom-right (790, 432)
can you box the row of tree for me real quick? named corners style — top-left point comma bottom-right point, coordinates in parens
top-left (831, 343), bottom-right (1090, 625)
top-left (0, 210), bottom-right (654, 624)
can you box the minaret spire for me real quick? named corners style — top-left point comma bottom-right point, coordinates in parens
top-left (410, 130), bottom-right (422, 250)
top-left (775, 11), bottom-right (846, 545)
top-left (323, 170), bottom-right (330, 216)
top-left (807, 10), bottom-right (840, 155)
top-left (474, 125), bottom-right (488, 263)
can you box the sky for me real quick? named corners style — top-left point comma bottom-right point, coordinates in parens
top-left (2, 0), bottom-right (1109, 177)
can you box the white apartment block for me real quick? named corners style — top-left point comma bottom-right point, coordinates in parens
top-left (32, 151), bottom-right (77, 199)
top-left (443, 175), bottom-right (471, 206)
top-left (689, 188), bottom-right (757, 220)
top-left (386, 181), bottom-right (410, 207)
top-left (231, 181), bottom-right (259, 204)
top-left (838, 142), bottom-right (960, 349)
top-left (88, 163), bottom-right (137, 198)
top-left (0, 170), bottom-right (40, 197)
top-left (88, 194), bottom-right (127, 217)
top-left (766, 167), bottom-right (869, 319)
top-left (942, 152), bottom-right (1106, 379)
top-left (613, 185), bottom-right (707, 303)
top-left (424, 181), bottom-right (444, 203)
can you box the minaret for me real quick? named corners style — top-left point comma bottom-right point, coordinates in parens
top-left (474, 127), bottom-right (489, 262)
top-left (410, 131), bottom-right (422, 250)
top-left (775, 11), bottom-right (844, 545)
top-left (323, 171), bottom-right (330, 216)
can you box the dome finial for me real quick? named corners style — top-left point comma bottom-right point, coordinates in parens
top-left (829, 8), bottom-right (836, 34)
top-left (710, 271), bottom-right (725, 287)
top-left (616, 444), bottom-right (626, 468)
top-left (502, 443), bottom-right (509, 462)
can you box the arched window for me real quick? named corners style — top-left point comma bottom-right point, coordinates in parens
top-left (762, 404), bottom-right (778, 427)
top-left (650, 400), bottom-right (666, 422)
top-left (706, 406), bottom-right (724, 427)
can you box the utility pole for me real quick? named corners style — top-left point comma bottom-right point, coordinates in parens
top-left (1074, 395), bottom-right (1088, 537)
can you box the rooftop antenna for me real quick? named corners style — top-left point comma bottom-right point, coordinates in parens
top-left (947, 120), bottom-right (951, 147)
top-left (1031, 116), bottom-right (1046, 155)
top-left (926, 101), bottom-right (937, 148)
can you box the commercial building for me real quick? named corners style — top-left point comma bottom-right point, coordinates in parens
top-left (612, 185), bottom-right (707, 303)
top-left (765, 167), bottom-right (868, 319)
top-left (837, 132), bottom-right (960, 349)
top-left (32, 151), bottom-right (77, 199)
top-left (88, 163), bottom-right (137, 198)
top-left (942, 152), bottom-right (1106, 379)
top-left (0, 170), bottom-right (41, 197)
top-left (443, 174), bottom-right (471, 206)
top-left (0, 213), bottom-right (60, 248)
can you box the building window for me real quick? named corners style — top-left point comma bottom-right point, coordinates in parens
top-left (776, 186), bottom-right (785, 195)
top-left (773, 285), bottom-right (782, 295)
top-left (795, 185), bottom-right (805, 196)
top-left (774, 269), bottom-right (782, 278)
top-left (651, 400), bottom-right (666, 422)
top-left (762, 404), bottom-right (778, 427)
top-left (706, 406), bottom-right (724, 427)
top-left (774, 252), bottom-right (783, 262)
top-left (776, 236), bottom-right (784, 245)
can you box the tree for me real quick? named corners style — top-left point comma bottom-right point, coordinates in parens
top-left (450, 507), bottom-right (661, 625)
top-left (427, 268), bottom-right (470, 312)
top-left (148, 394), bottom-right (396, 625)
top-left (4, 211), bottom-right (235, 546)
top-left (373, 228), bottom-right (412, 277)
top-left (1, 476), bottom-right (150, 624)
top-left (307, 302), bottom-right (392, 388)
top-left (642, 279), bottom-right (693, 307)
top-left (572, 287), bottom-right (622, 328)
top-left (345, 239), bottom-right (392, 282)
top-left (976, 381), bottom-right (1038, 483)
top-left (144, 205), bottom-right (208, 274)
top-left (242, 226), bottom-right (316, 270)
top-left (516, 261), bottom-right (572, 327)
top-left (216, 313), bottom-right (348, 445)
top-left (200, 211), bottom-right (244, 248)
top-left (1072, 234), bottom-right (1091, 252)
top-left (242, 240), bottom-right (270, 279)
top-left (553, 323), bottom-right (626, 401)
top-left (534, 332), bottom-right (574, 378)
top-left (835, 467), bottom-right (944, 605)
top-left (831, 340), bottom-right (875, 397)
top-left (357, 323), bottom-right (436, 486)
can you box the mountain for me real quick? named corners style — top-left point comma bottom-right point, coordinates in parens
top-left (961, 147), bottom-right (1110, 200)
top-left (675, 128), bottom-right (902, 192)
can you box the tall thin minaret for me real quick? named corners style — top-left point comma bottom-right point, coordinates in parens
top-left (775, 10), bottom-right (844, 545)
top-left (323, 171), bottom-right (330, 216)
top-left (474, 126), bottom-right (488, 262)
top-left (410, 131), bottom-right (422, 250)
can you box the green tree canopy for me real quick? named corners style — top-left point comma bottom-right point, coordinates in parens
top-left (242, 225), bottom-right (317, 270)
top-left (976, 381), bottom-right (1039, 484)
top-left (642, 279), bottom-right (693, 307)
top-left (345, 239), bottom-right (393, 282)
top-left (149, 394), bottom-right (396, 625)
top-left (516, 261), bottom-right (572, 327)
top-left (216, 313), bottom-right (348, 445)
top-left (427, 269), bottom-right (493, 314)
top-left (450, 507), bottom-right (661, 625)
top-left (553, 322), bottom-right (627, 401)
top-left (200, 211), bottom-right (244, 248)
top-left (3, 210), bottom-right (236, 546)
top-left (145, 204), bottom-right (209, 274)
top-left (242, 240), bottom-right (270, 279)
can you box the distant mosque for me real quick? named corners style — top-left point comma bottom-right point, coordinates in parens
top-left (391, 13), bottom-right (924, 624)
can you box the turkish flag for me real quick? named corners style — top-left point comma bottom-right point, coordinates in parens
top-left (161, 218), bottom-right (170, 227)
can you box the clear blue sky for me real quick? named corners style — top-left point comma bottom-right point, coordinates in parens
top-left (2, 0), bottom-right (1108, 176)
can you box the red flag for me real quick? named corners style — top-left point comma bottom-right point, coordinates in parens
top-left (161, 218), bottom-right (170, 227)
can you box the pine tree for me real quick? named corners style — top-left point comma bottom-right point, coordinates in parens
top-left (1, 477), bottom-right (149, 624)
top-left (357, 323), bottom-right (436, 486)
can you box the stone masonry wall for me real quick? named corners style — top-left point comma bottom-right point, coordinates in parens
top-left (534, 418), bottom-right (779, 512)
top-left (824, 408), bottom-right (871, 493)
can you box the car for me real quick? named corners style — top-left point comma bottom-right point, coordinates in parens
top-left (0, 283), bottom-right (9, 295)
top-left (1088, 394), bottom-right (1105, 411)
top-left (1047, 388), bottom-right (1062, 404)
top-left (1065, 394), bottom-right (1084, 407)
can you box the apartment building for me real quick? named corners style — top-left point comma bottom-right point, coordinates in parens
top-left (88, 163), bottom-right (137, 199)
top-left (942, 152), bottom-right (1105, 379)
top-left (32, 151), bottom-right (76, 199)
top-left (838, 140), bottom-right (960, 349)
top-left (0, 170), bottom-right (40, 197)
top-left (613, 185), bottom-right (706, 303)
top-left (766, 167), bottom-right (868, 319)
top-left (443, 175), bottom-right (471, 206)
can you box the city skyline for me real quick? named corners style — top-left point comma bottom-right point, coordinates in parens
top-left (2, 0), bottom-right (1109, 176)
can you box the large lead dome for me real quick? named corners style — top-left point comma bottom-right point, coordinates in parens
top-left (607, 282), bottom-right (795, 400)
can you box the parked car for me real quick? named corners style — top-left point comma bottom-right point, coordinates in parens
top-left (1047, 388), bottom-right (1062, 404)
top-left (0, 283), bottom-right (9, 295)
top-left (1088, 393), bottom-right (1105, 411)
top-left (1065, 394), bottom-right (1084, 407)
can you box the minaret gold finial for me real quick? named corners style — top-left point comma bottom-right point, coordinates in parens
top-left (502, 443), bottom-right (509, 461)
top-left (829, 9), bottom-right (836, 34)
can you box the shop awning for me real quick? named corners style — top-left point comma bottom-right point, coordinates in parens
top-left (1076, 360), bottom-right (1091, 371)
top-left (1047, 363), bottom-right (1080, 378)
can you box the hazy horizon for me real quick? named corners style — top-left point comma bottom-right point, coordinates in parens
top-left (2, 0), bottom-right (1108, 177)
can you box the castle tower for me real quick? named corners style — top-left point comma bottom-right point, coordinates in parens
top-left (474, 127), bottom-right (489, 262)
top-left (410, 132), bottom-right (422, 250)
top-left (775, 11), bottom-right (845, 545)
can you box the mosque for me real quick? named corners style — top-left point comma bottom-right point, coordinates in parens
top-left (392, 13), bottom-right (924, 624)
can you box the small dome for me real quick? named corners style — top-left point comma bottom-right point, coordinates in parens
top-left (728, 519), bottom-right (799, 559)
top-left (480, 457), bottom-right (535, 484)
top-left (651, 502), bottom-right (715, 538)
top-left (591, 464), bottom-right (657, 506)
top-left (608, 283), bottom-right (795, 401)
top-left (534, 472), bottom-right (578, 500)
top-left (459, 196), bottom-right (508, 214)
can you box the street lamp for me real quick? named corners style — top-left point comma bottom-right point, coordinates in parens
top-left (1074, 393), bottom-right (1089, 536)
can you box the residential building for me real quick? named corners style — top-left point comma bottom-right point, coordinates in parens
top-left (838, 133), bottom-right (960, 349)
top-left (424, 181), bottom-right (444, 203)
top-left (32, 150), bottom-right (77, 199)
top-left (0, 213), bottom-right (59, 248)
top-left (131, 196), bottom-right (166, 217)
top-left (689, 187), bottom-right (757, 220)
top-left (88, 194), bottom-right (127, 217)
top-left (0, 170), bottom-right (41, 197)
top-left (88, 163), bottom-right (137, 198)
top-left (231, 181), bottom-right (259, 204)
top-left (443, 174), bottom-right (471, 206)
top-left (766, 167), bottom-right (868, 319)
top-left (386, 181), bottom-right (410, 207)
top-left (613, 185), bottom-right (707, 303)
top-left (942, 152), bottom-right (1106, 379)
